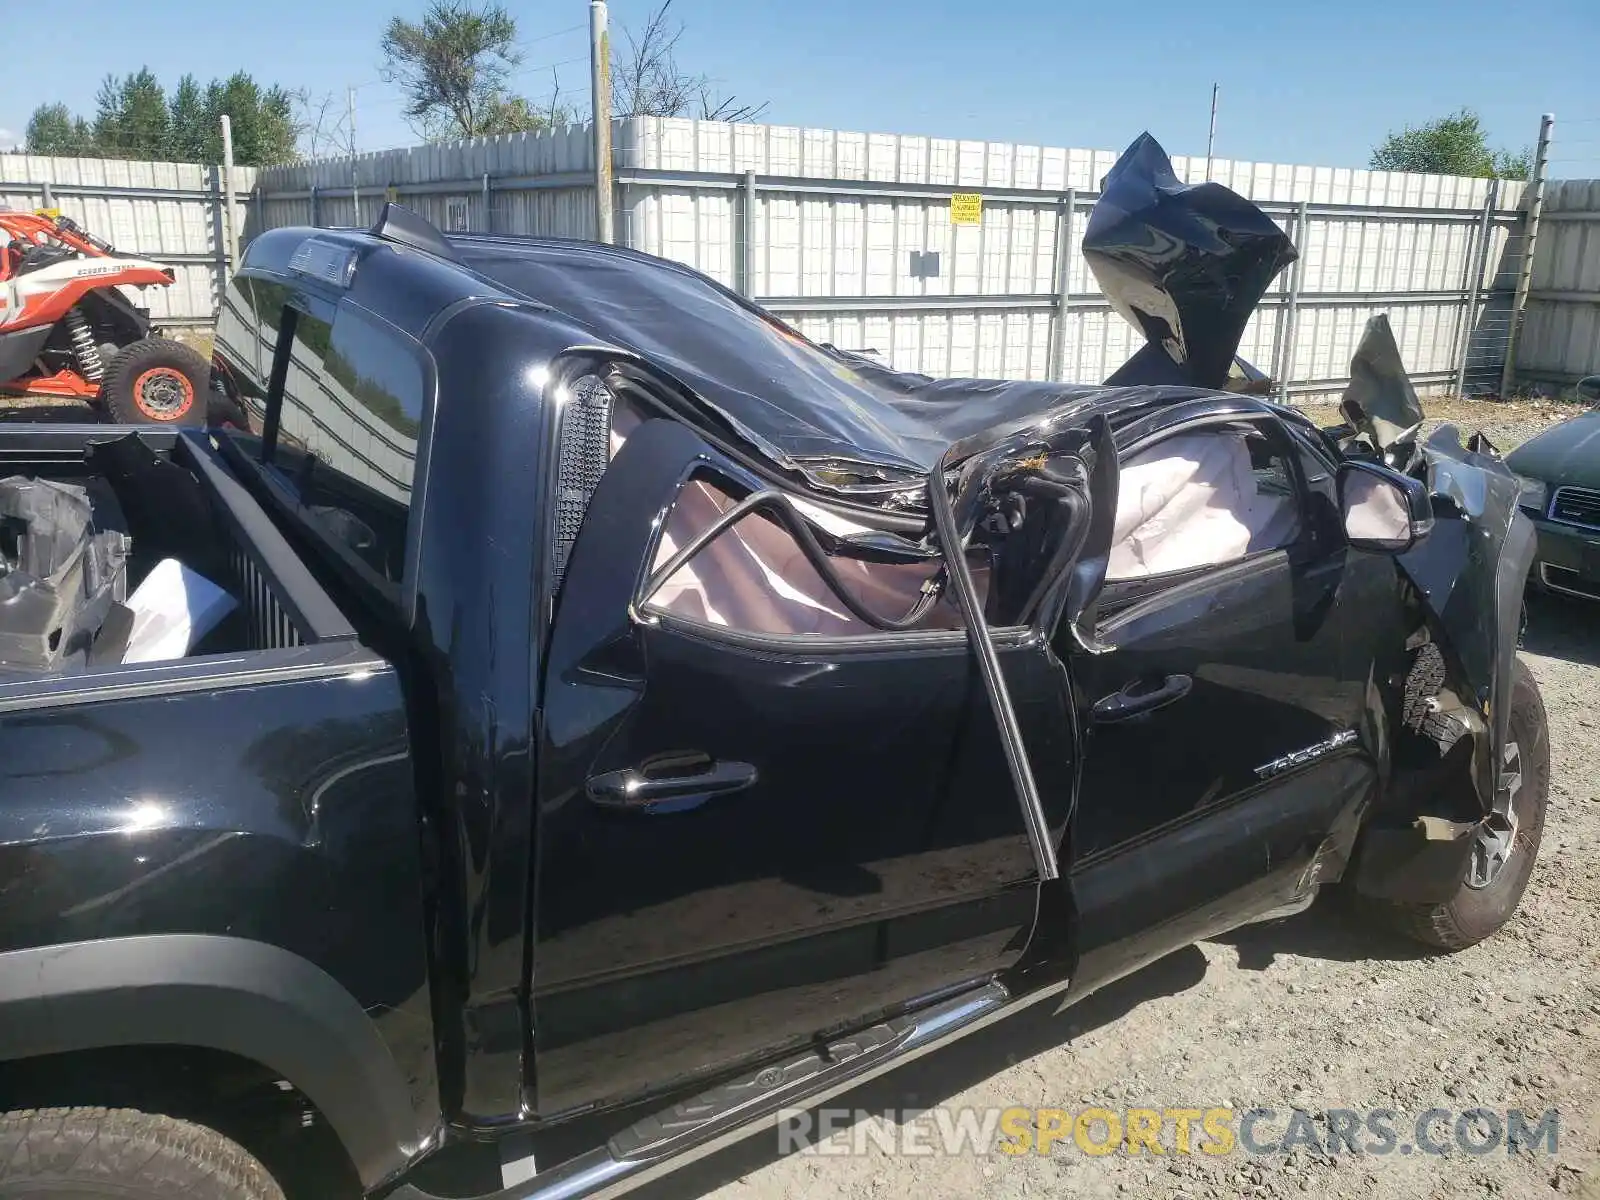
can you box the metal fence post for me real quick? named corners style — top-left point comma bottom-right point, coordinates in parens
top-left (482, 172), bottom-right (492, 234)
top-left (1454, 179), bottom-right (1497, 397)
top-left (310, 185), bottom-right (321, 229)
top-left (1048, 189), bottom-right (1076, 382)
top-left (740, 170), bottom-right (757, 297)
top-left (1275, 200), bottom-right (1309, 405)
top-left (1499, 112), bottom-right (1554, 398)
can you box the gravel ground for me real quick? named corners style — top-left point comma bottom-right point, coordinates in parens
top-left (1298, 395), bottom-right (1586, 454)
top-left (643, 403), bottom-right (1600, 1200)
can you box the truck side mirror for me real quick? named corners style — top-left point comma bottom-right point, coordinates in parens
top-left (1339, 461), bottom-right (1433, 554)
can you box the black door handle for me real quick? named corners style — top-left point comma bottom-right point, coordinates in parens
top-left (587, 752), bottom-right (758, 812)
top-left (1091, 673), bottom-right (1193, 724)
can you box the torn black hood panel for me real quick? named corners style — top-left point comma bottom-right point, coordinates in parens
top-left (1086, 134), bottom-right (1298, 392)
top-left (1340, 315), bottom-right (1425, 451)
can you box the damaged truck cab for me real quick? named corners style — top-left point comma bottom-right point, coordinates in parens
top-left (0, 135), bottom-right (1547, 1200)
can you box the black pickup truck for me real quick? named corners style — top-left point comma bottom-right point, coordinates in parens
top-left (0, 135), bottom-right (1549, 1200)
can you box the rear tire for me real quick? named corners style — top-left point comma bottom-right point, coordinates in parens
top-left (99, 338), bottom-right (208, 426)
top-left (207, 371), bottom-right (253, 431)
top-left (1364, 657), bottom-right (1550, 950)
top-left (0, 1107), bottom-right (284, 1200)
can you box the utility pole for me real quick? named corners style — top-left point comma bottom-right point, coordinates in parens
top-left (348, 87), bottom-right (360, 224)
top-left (589, 0), bottom-right (614, 244)
top-left (220, 114), bottom-right (240, 282)
top-left (1205, 83), bottom-right (1218, 181)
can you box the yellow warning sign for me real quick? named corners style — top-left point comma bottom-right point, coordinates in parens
top-left (950, 193), bottom-right (983, 226)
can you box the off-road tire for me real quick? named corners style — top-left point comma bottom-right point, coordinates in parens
top-left (0, 1107), bottom-right (283, 1200)
top-left (99, 338), bottom-right (209, 426)
top-left (1367, 657), bottom-right (1550, 950)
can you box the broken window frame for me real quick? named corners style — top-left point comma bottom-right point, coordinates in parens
top-left (561, 362), bottom-right (1032, 651)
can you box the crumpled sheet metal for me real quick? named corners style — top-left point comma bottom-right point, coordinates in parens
top-left (1085, 133), bottom-right (1298, 393)
top-left (0, 475), bottom-right (130, 674)
top-left (1340, 315), bottom-right (1426, 451)
top-left (1398, 425), bottom-right (1533, 810)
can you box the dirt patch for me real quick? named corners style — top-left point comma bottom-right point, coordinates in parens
top-left (664, 595), bottom-right (1600, 1200)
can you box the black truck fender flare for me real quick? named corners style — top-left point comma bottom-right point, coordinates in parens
top-left (0, 934), bottom-right (431, 1190)
top-left (1491, 510), bottom-right (1537, 761)
top-left (1352, 508), bottom-right (1539, 905)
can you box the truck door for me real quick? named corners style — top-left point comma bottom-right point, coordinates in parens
top-left (1061, 414), bottom-right (1381, 995)
top-left (529, 406), bottom-right (1075, 1117)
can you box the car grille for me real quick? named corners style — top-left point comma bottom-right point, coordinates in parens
top-left (1542, 563), bottom-right (1600, 600)
top-left (1549, 485), bottom-right (1600, 530)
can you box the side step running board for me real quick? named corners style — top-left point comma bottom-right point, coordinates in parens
top-left (392, 976), bottom-right (1058, 1200)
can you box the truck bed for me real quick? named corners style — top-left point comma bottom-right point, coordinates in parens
top-left (0, 423), bottom-right (380, 707)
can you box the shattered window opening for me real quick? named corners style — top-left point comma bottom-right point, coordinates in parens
top-left (639, 473), bottom-right (990, 638)
top-left (581, 387), bottom-right (992, 640)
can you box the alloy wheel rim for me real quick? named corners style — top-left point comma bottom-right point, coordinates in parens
top-left (1466, 738), bottom-right (1523, 890)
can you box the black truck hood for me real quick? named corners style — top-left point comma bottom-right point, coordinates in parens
top-left (450, 133), bottom-right (1292, 499)
top-left (1504, 409), bottom-right (1600, 490)
top-left (454, 235), bottom-right (1114, 493)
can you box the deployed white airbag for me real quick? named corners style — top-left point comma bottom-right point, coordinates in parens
top-left (1107, 431), bottom-right (1299, 581)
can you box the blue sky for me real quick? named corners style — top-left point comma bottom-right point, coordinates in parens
top-left (4, 0), bottom-right (1597, 177)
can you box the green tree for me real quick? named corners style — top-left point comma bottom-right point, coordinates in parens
top-left (202, 72), bottom-right (298, 165)
top-left (381, 1), bottom-right (551, 139)
top-left (23, 69), bottom-right (297, 165)
top-left (92, 68), bottom-right (170, 158)
top-left (24, 103), bottom-right (98, 156)
top-left (479, 94), bottom-right (560, 135)
top-left (167, 75), bottom-right (211, 161)
top-left (1370, 109), bottom-right (1533, 179)
top-left (1491, 147), bottom-right (1535, 180)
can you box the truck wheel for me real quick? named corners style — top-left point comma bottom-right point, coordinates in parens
top-left (1367, 657), bottom-right (1550, 950)
top-left (0, 1107), bottom-right (284, 1200)
top-left (207, 374), bottom-right (253, 431)
top-left (98, 338), bottom-right (209, 426)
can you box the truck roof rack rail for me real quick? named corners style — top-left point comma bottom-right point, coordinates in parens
top-left (370, 203), bottom-right (458, 261)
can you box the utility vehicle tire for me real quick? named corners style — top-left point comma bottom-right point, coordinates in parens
top-left (1366, 657), bottom-right (1550, 951)
top-left (99, 338), bottom-right (209, 426)
top-left (0, 1107), bottom-right (284, 1200)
